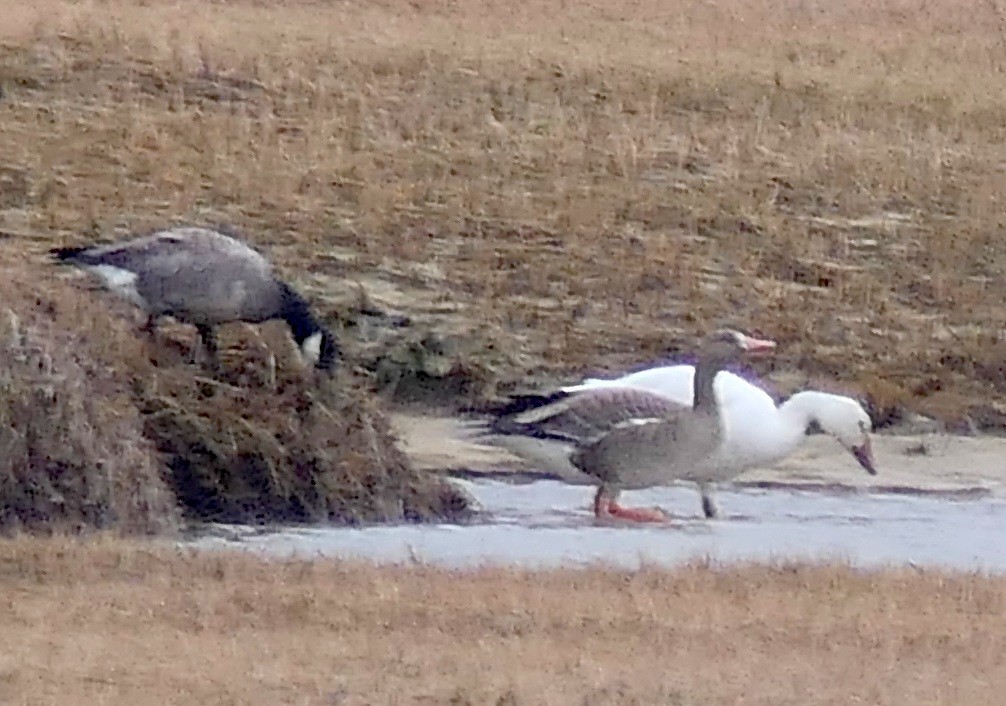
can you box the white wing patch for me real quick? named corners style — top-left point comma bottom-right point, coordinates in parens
top-left (83, 265), bottom-right (147, 308)
top-left (613, 417), bottom-right (665, 430)
top-left (301, 332), bottom-right (323, 365)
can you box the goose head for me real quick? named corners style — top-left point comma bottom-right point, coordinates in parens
top-left (300, 328), bottom-right (341, 372)
top-left (277, 281), bottom-right (341, 374)
top-left (689, 329), bottom-right (777, 411)
top-left (700, 328), bottom-right (778, 363)
top-left (800, 393), bottom-right (878, 475)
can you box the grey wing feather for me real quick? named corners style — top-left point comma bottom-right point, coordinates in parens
top-left (66, 227), bottom-right (280, 323)
top-left (77, 227), bottom-right (270, 275)
top-left (507, 387), bottom-right (690, 444)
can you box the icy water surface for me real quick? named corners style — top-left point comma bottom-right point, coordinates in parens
top-left (185, 480), bottom-right (1006, 573)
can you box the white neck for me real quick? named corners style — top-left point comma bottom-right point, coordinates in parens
top-left (722, 391), bottom-right (823, 468)
top-left (777, 391), bottom-right (830, 433)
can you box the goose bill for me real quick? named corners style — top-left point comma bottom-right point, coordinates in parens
top-left (851, 438), bottom-right (878, 475)
top-left (738, 334), bottom-right (778, 354)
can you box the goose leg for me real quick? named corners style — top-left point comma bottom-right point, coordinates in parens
top-left (194, 324), bottom-right (221, 373)
top-left (593, 484), bottom-right (668, 524)
top-left (140, 314), bottom-right (159, 337)
top-left (139, 315), bottom-right (161, 358)
top-left (699, 483), bottom-right (719, 519)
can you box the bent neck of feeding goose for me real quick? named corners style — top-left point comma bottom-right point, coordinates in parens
top-left (777, 390), bottom-right (877, 475)
top-left (276, 280), bottom-right (339, 372)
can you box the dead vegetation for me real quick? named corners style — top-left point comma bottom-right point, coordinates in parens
top-left (139, 357), bottom-right (471, 525)
top-left (0, 537), bottom-right (1002, 705)
top-left (2, 0), bottom-right (1006, 427)
top-left (0, 272), bottom-right (179, 535)
top-left (0, 0), bottom-right (1004, 521)
top-left (0, 262), bottom-right (471, 533)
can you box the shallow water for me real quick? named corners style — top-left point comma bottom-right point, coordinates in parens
top-left (185, 480), bottom-right (1006, 573)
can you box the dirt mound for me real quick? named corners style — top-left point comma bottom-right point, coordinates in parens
top-left (0, 266), bottom-right (473, 533)
top-left (0, 272), bottom-right (179, 536)
top-left (139, 340), bottom-right (472, 525)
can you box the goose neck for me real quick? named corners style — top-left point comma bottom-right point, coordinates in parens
top-left (692, 358), bottom-right (724, 412)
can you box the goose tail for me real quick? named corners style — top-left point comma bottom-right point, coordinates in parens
top-left (461, 390), bottom-right (571, 423)
top-left (49, 246), bottom-right (91, 263)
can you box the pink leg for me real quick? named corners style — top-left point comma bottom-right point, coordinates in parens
top-left (593, 486), bottom-right (669, 523)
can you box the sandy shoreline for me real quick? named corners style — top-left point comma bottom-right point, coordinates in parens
top-left (390, 413), bottom-right (1006, 497)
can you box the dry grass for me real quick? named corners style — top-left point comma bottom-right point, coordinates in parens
top-left (140, 361), bottom-right (472, 525)
top-left (0, 537), bottom-right (1001, 705)
top-left (0, 258), bottom-right (471, 532)
top-left (2, 6), bottom-right (1004, 698)
top-left (3, 0), bottom-right (1006, 425)
top-left (0, 271), bottom-right (179, 535)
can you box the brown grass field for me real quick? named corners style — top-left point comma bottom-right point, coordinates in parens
top-left (3, 0), bottom-right (1006, 702)
top-left (4, 0), bottom-right (1006, 425)
top-left (0, 538), bottom-right (1000, 705)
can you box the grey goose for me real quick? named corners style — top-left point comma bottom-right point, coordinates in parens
top-left (50, 226), bottom-right (340, 373)
top-left (474, 329), bottom-right (777, 523)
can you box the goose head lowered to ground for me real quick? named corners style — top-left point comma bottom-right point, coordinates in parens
top-left (50, 226), bottom-right (341, 374)
top-left (792, 391), bottom-right (877, 475)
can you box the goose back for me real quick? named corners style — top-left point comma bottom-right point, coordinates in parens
top-left (52, 226), bottom-right (342, 372)
top-left (53, 227), bottom-right (286, 326)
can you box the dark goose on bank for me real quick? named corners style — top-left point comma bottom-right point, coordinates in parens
top-left (50, 226), bottom-right (340, 373)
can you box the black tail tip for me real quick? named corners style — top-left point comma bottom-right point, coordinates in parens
top-left (49, 246), bottom-right (88, 262)
top-left (468, 390), bottom-right (571, 418)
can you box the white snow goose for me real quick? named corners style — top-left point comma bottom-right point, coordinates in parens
top-left (563, 365), bottom-right (878, 477)
top-left (475, 328), bottom-right (778, 523)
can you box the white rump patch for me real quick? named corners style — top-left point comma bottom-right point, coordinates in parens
top-left (301, 332), bottom-right (323, 365)
top-left (84, 265), bottom-right (146, 308)
top-left (612, 417), bottom-right (664, 431)
top-left (628, 417), bottom-right (664, 426)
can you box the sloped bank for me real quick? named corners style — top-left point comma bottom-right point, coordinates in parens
top-left (0, 269), bottom-right (473, 535)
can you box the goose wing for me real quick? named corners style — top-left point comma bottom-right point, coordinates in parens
top-left (52, 227), bottom-right (269, 275)
top-left (488, 386), bottom-right (690, 445)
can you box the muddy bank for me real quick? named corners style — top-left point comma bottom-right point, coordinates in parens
top-left (184, 413), bottom-right (1006, 573)
top-left (390, 414), bottom-right (1006, 497)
